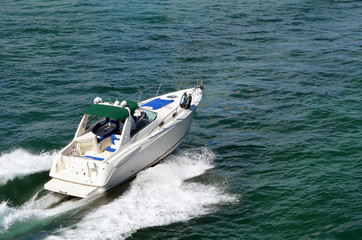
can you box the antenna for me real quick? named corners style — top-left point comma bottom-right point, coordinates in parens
top-left (155, 83), bottom-right (162, 97)
top-left (177, 81), bottom-right (183, 91)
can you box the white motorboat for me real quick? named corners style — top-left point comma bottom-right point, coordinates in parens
top-left (44, 83), bottom-right (203, 198)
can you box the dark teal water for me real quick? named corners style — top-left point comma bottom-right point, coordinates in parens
top-left (1, 0), bottom-right (361, 239)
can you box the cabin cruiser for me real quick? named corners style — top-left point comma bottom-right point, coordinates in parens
top-left (44, 84), bottom-right (203, 198)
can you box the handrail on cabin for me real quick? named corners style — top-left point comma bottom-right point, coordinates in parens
top-left (125, 80), bottom-right (203, 105)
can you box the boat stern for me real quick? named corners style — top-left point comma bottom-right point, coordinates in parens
top-left (44, 178), bottom-right (102, 198)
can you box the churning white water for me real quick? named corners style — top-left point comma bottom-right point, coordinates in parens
top-left (0, 149), bottom-right (55, 186)
top-left (0, 148), bottom-right (236, 239)
top-left (48, 148), bottom-right (237, 239)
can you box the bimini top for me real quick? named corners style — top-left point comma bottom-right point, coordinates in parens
top-left (82, 100), bottom-right (138, 121)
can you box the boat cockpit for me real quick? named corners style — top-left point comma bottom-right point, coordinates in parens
top-left (63, 107), bottom-right (157, 161)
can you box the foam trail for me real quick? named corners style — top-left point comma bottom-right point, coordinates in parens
top-left (0, 149), bottom-right (56, 185)
top-left (0, 192), bottom-right (92, 233)
top-left (48, 147), bottom-right (237, 240)
top-left (0, 201), bottom-right (50, 232)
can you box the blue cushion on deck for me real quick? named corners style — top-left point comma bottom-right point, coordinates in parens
top-left (84, 155), bottom-right (104, 161)
top-left (111, 134), bottom-right (120, 145)
top-left (141, 98), bottom-right (174, 110)
top-left (106, 146), bottom-right (116, 152)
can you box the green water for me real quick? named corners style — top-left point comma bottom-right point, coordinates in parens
top-left (0, 0), bottom-right (361, 239)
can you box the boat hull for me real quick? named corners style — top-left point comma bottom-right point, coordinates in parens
top-left (104, 110), bottom-right (195, 191)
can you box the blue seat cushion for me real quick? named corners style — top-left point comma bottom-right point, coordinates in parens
top-left (106, 146), bottom-right (116, 152)
top-left (84, 155), bottom-right (104, 161)
top-left (111, 134), bottom-right (120, 145)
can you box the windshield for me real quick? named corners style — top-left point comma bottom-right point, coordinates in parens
top-left (86, 115), bottom-right (104, 130)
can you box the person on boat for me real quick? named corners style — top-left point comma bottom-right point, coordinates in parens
top-left (131, 109), bottom-right (142, 130)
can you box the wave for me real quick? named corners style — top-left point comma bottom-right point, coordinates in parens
top-left (47, 147), bottom-right (237, 240)
top-left (0, 149), bottom-right (56, 186)
top-left (0, 191), bottom-right (92, 236)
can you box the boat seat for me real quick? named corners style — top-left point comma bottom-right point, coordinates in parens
top-left (111, 134), bottom-right (120, 144)
top-left (106, 146), bottom-right (116, 152)
top-left (93, 118), bottom-right (120, 142)
top-left (106, 134), bottom-right (121, 153)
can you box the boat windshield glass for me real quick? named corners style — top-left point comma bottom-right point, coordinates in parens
top-left (86, 115), bottom-right (104, 130)
top-left (130, 109), bottom-right (157, 136)
top-left (144, 110), bottom-right (156, 121)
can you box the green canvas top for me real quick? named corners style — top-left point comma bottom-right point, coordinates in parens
top-left (82, 100), bottom-right (138, 121)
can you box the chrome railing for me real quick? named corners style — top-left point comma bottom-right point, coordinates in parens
top-left (125, 80), bottom-right (203, 105)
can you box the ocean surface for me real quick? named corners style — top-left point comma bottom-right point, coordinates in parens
top-left (0, 0), bottom-right (361, 239)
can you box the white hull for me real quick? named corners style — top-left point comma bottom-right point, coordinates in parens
top-left (45, 85), bottom-right (202, 198)
top-left (105, 110), bottom-right (195, 191)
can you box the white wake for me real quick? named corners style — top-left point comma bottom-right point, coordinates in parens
top-left (0, 192), bottom-right (90, 233)
top-left (0, 149), bottom-right (55, 186)
top-left (47, 147), bottom-right (237, 240)
top-left (0, 149), bottom-right (83, 234)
